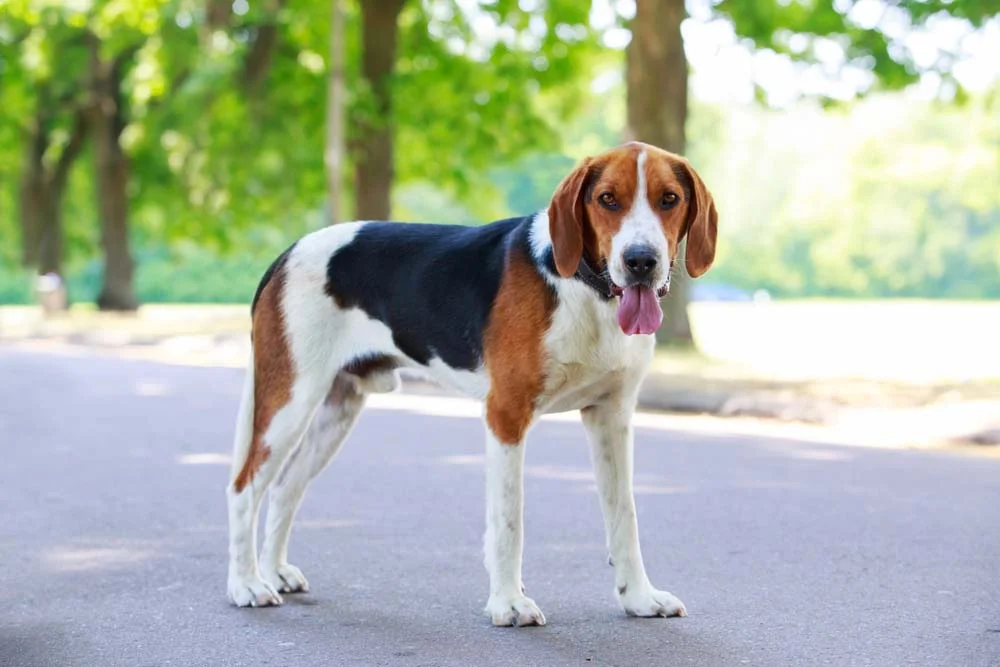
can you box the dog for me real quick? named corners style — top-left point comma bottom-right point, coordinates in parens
top-left (226, 141), bottom-right (717, 626)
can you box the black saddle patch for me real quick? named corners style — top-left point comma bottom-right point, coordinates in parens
top-left (325, 217), bottom-right (535, 371)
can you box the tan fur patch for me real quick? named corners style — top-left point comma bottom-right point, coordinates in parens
top-left (644, 145), bottom-right (704, 260)
top-left (233, 260), bottom-right (294, 493)
top-left (343, 354), bottom-right (398, 378)
top-left (483, 248), bottom-right (556, 445)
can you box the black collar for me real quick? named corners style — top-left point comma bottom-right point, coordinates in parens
top-left (574, 256), bottom-right (615, 300)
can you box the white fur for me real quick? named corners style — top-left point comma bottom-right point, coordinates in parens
top-left (426, 358), bottom-right (490, 399)
top-left (227, 222), bottom-right (492, 607)
top-left (227, 179), bottom-right (684, 622)
top-left (581, 388), bottom-right (686, 618)
top-left (520, 210), bottom-right (682, 620)
top-left (483, 431), bottom-right (546, 626)
top-left (228, 223), bottom-right (369, 607)
top-left (227, 360), bottom-right (282, 607)
top-left (608, 148), bottom-right (670, 290)
top-left (260, 376), bottom-right (365, 594)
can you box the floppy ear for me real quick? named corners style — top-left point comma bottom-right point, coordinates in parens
top-left (548, 159), bottom-right (591, 278)
top-left (679, 160), bottom-right (718, 278)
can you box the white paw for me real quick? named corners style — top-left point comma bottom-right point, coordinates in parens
top-left (262, 563), bottom-right (310, 594)
top-left (619, 584), bottom-right (686, 618)
top-left (228, 575), bottom-right (284, 607)
top-left (485, 593), bottom-right (547, 627)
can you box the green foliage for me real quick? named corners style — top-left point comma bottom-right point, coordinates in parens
top-left (2, 0), bottom-right (999, 306)
top-left (0, 267), bottom-right (32, 303)
top-left (703, 92), bottom-right (1000, 299)
top-left (109, 0), bottom-right (606, 250)
top-left (716, 0), bottom-right (1000, 98)
top-left (392, 0), bottom-right (599, 213)
top-left (132, 249), bottom-right (276, 303)
top-left (0, 164), bottom-right (17, 267)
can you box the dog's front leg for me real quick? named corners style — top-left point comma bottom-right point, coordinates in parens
top-left (482, 427), bottom-right (546, 627)
top-left (581, 397), bottom-right (686, 619)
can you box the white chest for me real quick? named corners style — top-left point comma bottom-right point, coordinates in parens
top-left (538, 281), bottom-right (654, 414)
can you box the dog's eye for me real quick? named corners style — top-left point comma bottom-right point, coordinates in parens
top-left (660, 192), bottom-right (679, 209)
top-left (598, 192), bottom-right (619, 210)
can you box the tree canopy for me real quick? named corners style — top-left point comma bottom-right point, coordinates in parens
top-left (0, 0), bottom-right (998, 306)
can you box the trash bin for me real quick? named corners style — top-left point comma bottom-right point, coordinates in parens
top-left (36, 273), bottom-right (68, 314)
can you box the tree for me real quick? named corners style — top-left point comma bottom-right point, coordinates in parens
top-left (19, 96), bottom-right (87, 279)
top-left (0, 0), bottom-right (292, 309)
top-left (624, 0), bottom-right (1000, 345)
top-left (1, 1), bottom-right (170, 309)
top-left (353, 0), bottom-right (407, 221)
top-left (349, 0), bottom-right (600, 222)
top-left (2, 0), bottom-right (603, 306)
top-left (86, 35), bottom-right (141, 310)
top-left (326, 0), bottom-right (346, 225)
top-left (0, 16), bottom-right (90, 287)
top-left (626, 0), bottom-right (691, 344)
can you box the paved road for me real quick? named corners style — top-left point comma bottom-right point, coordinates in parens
top-left (1, 347), bottom-right (998, 667)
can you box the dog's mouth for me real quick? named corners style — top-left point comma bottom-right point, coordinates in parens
top-left (609, 281), bottom-right (669, 336)
top-left (609, 284), bottom-right (668, 298)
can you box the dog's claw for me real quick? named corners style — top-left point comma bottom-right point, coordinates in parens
top-left (485, 594), bottom-right (546, 627)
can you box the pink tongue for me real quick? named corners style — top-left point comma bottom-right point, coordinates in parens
top-left (617, 286), bottom-right (663, 335)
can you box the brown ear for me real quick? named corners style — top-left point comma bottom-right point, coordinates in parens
top-left (548, 159), bottom-right (591, 278)
top-left (680, 160), bottom-right (718, 278)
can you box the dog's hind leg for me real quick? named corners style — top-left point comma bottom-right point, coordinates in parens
top-left (259, 372), bottom-right (366, 594)
top-left (226, 353), bottom-right (335, 608)
top-left (226, 256), bottom-right (341, 608)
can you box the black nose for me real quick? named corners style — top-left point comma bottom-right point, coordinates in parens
top-left (623, 245), bottom-right (659, 281)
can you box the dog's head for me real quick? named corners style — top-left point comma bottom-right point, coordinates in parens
top-left (547, 142), bottom-right (718, 335)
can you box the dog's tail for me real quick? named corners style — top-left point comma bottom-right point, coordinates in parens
top-left (229, 349), bottom-right (256, 492)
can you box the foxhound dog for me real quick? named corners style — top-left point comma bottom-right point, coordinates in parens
top-left (226, 141), bottom-right (718, 626)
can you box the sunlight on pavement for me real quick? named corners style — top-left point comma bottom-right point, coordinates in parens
top-left (43, 546), bottom-right (155, 573)
top-left (155, 385), bottom-right (997, 469)
top-left (630, 484), bottom-right (697, 495)
top-left (366, 392), bottom-right (878, 450)
top-left (364, 390), bottom-right (999, 454)
top-left (134, 380), bottom-right (172, 397)
top-left (178, 453), bottom-right (231, 465)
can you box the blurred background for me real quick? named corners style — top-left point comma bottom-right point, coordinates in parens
top-left (1, 0), bottom-right (999, 425)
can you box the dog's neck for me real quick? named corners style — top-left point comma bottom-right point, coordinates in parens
top-left (574, 256), bottom-right (614, 301)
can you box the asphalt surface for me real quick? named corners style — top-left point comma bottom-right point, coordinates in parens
top-left (1, 347), bottom-right (999, 667)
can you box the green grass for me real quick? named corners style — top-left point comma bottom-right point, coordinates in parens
top-left (0, 252), bottom-right (276, 306)
top-left (0, 268), bottom-right (33, 304)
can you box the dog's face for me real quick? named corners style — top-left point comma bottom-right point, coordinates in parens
top-left (548, 141), bottom-right (718, 287)
top-left (547, 142), bottom-right (718, 334)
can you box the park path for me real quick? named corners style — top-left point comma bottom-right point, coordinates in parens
top-left (1, 348), bottom-right (998, 667)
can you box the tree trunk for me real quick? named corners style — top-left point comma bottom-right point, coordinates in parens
top-left (19, 137), bottom-right (66, 300)
top-left (205, 0), bottom-right (233, 33)
top-left (19, 106), bottom-right (87, 281)
top-left (88, 41), bottom-right (138, 311)
top-left (626, 0), bottom-right (694, 346)
top-left (36, 190), bottom-right (64, 276)
top-left (355, 0), bottom-right (406, 221)
top-left (242, 0), bottom-right (286, 104)
top-left (18, 123), bottom-right (46, 269)
top-left (325, 0), bottom-right (346, 225)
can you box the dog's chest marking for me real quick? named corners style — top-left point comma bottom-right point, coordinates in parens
top-left (538, 280), bottom-right (654, 414)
